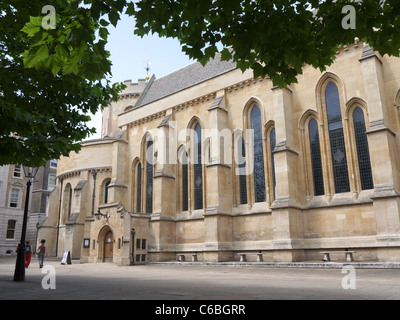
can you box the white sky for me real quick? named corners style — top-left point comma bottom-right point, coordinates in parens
top-left (87, 14), bottom-right (194, 139)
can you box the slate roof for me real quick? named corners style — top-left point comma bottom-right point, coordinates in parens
top-left (134, 53), bottom-right (237, 108)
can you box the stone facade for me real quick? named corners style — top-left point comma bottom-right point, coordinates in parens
top-left (26, 160), bottom-right (57, 252)
top-left (0, 165), bottom-right (28, 256)
top-left (39, 42), bottom-right (400, 264)
top-left (0, 161), bottom-right (56, 256)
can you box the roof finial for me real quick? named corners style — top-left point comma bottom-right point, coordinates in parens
top-left (145, 60), bottom-right (151, 81)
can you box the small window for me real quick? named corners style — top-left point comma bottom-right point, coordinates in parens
top-left (308, 119), bottom-right (325, 196)
top-left (142, 239), bottom-right (146, 250)
top-left (141, 254), bottom-right (146, 262)
top-left (10, 189), bottom-right (20, 208)
top-left (48, 173), bottom-right (56, 191)
top-left (136, 254), bottom-right (141, 262)
top-left (104, 180), bottom-right (111, 204)
top-left (6, 220), bottom-right (16, 239)
top-left (13, 165), bottom-right (22, 178)
top-left (50, 159), bottom-right (57, 169)
top-left (136, 238), bottom-right (141, 250)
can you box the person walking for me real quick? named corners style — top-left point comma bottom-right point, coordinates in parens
top-left (25, 241), bottom-right (32, 268)
top-left (36, 239), bottom-right (47, 268)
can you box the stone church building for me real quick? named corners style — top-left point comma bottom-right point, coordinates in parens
top-left (38, 41), bottom-right (400, 265)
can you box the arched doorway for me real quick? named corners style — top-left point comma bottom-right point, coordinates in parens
top-left (103, 231), bottom-right (113, 262)
top-left (98, 226), bottom-right (114, 263)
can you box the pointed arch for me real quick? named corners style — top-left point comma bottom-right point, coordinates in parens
top-left (308, 118), bottom-right (325, 196)
top-left (193, 122), bottom-right (203, 210)
top-left (177, 144), bottom-right (189, 212)
top-left (131, 157), bottom-right (142, 213)
top-left (141, 132), bottom-right (154, 214)
top-left (250, 104), bottom-right (266, 203)
top-left (100, 178), bottom-right (111, 204)
top-left (315, 72), bottom-right (351, 195)
top-left (298, 109), bottom-right (326, 198)
top-left (97, 225), bottom-right (115, 262)
top-left (395, 88), bottom-right (400, 108)
top-left (298, 109), bottom-right (319, 131)
top-left (395, 89), bottom-right (400, 127)
top-left (243, 97), bottom-right (265, 129)
top-left (232, 129), bottom-right (247, 206)
top-left (315, 71), bottom-right (348, 114)
top-left (264, 120), bottom-right (276, 202)
top-left (345, 97), bottom-right (369, 127)
top-left (61, 183), bottom-right (72, 224)
top-left (352, 107), bottom-right (374, 190)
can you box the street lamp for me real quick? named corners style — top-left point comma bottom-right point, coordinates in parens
top-left (94, 208), bottom-right (110, 221)
top-left (13, 165), bottom-right (39, 282)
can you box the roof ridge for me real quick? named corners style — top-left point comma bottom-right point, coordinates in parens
top-left (135, 52), bottom-right (236, 108)
top-left (152, 52), bottom-right (223, 83)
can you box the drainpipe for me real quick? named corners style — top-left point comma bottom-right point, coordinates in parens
top-left (55, 176), bottom-right (63, 257)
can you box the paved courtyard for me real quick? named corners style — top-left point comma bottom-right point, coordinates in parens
top-left (1, 257), bottom-right (400, 301)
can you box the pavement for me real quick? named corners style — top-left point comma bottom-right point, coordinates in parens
top-left (1, 256), bottom-right (400, 301)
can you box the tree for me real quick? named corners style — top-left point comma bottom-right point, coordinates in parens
top-left (4, 0), bottom-right (400, 165)
top-left (132, 0), bottom-right (400, 87)
top-left (21, 0), bottom-right (400, 88)
top-left (0, 1), bottom-right (124, 166)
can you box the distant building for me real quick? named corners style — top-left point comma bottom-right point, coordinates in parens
top-left (26, 160), bottom-right (58, 252)
top-left (39, 42), bottom-right (400, 264)
top-left (0, 160), bottom-right (57, 256)
top-left (0, 164), bottom-right (28, 256)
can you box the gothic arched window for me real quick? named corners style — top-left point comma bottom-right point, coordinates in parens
top-left (269, 128), bottom-right (276, 199)
top-left (237, 137), bottom-right (247, 205)
top-left (325, 82), bottom-right (350, 193)
top-left (145, 140), bottom-right (153, 214)
top-left (104, 180), bottom-right (111, 204)
top-left (250, 105), bottom-right (266, 203)
top-left (353, 107), bottom-right (374, 190)
top-left (136, 163), bottom-right (142, 212)
top-left (182, 151), bottom-right (189, 211)
top-left (308, 119), bottom-right (325, 196)
top-left (193, 123), bottom-right (203, 210)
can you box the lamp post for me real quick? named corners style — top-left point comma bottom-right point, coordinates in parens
top-left (13, 165), bottom-right (39, 282)
top-left (94, 208), bottom-right (110, 221)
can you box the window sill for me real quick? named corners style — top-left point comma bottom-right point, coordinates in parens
top-left (306, 190), bottom-right (373, 209)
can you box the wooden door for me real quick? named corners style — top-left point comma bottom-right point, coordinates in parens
top-left (104, 231), bottom-right (113, 262)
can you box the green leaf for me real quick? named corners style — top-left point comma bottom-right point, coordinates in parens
top-left (99, 19), bottom-right (110, 27)
top-left (21, 16), bottom-right (42, 37)
top-left (63, 60), bottom-right (79, 75)
top-left (108, 10), bottom-right (120, 27)
top-left (125, 2), bottom-right (135, 16)
top-left (23, 44), bottom-right (49, 69)
top-left (99, 27), bottom-right (109, 40)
